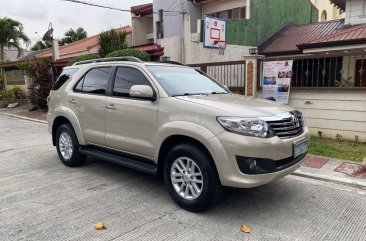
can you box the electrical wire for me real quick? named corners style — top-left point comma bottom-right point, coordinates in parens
top-left (61, 0), bottom-right (184, 14)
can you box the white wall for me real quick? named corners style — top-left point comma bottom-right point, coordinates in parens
top-left (345, 0), bottom-right (366, 24)
top-left (132, 16), bottom-right (153, 46)
top-left (288, 89), bottom-right (366, 142)
top-left (258, 89), bottom-right (366, 142)
top-left (157, 36), bottom-right (183, 62)
top-left (185, 41), bottom-right (253, 64)
top-left (203, 0), bottom-right (247, 15)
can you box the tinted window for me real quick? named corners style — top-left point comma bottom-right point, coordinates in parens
top-left (146, 66), bottom-right (228, 96)
top-left (113, 67), bottom-right (151, 97)
top-left (52, 68), bottom-right (78, 90)
top-left (74, 67), bottom-right (111, 94)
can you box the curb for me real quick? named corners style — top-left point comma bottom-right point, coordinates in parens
top-left (0, 112), bottom-right (47, 124)
top-left (292, 170), bottom-right (366, 190)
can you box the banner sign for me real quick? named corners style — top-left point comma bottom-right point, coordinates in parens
top-left (262, 60), bottom-right (293, 104)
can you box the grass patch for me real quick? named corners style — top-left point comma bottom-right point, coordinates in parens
top-left (309, 136), bottom-right (366, 163)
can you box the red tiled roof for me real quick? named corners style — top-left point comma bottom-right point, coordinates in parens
top-left (131, 3), bottom-right (153, 16)
top-left (298, 23), bottom-right (366, 49)
top-left (258, 19), bottom-right (345, 56)
top-left (35, 25), bottom-right (132, 59)
top-left (135, 44), bottom-right (164, 57)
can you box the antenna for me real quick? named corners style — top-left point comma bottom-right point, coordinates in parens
top-left (42, 22), bottom-right (54, 44)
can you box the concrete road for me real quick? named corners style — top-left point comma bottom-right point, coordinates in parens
top-left (1, 115), bottom-right (366, 241)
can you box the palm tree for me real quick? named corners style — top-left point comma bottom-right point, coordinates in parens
top-left (30, 40), bottom-right (52, 51)
top-left (98, 29), bottom-right (128, 57)
top-left (59, 27), bottom-right (87, 45)
top-left (0, 17), bottom-right (30, 62)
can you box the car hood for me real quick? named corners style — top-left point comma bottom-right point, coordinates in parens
top-left (175, 94), bottom-right (293, 117)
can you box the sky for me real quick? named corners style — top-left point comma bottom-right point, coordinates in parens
top-left (0, 0), bottom-right (152, 47)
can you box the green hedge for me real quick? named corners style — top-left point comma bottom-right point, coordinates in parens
top-left (105, 49), bottom-right (150, 61)
top-left (68, 53), bottom-right (99, 66)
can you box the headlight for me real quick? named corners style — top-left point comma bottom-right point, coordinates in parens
top-left (217, 117), bottom-right (272, 138)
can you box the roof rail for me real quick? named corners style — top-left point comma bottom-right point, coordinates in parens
top-left (158, 60), bottom-right (184, 65)
top-left (72, 56), bottom-right (143, 66)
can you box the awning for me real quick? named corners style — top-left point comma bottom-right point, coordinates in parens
top-left (134, 44), bottom-right (164, 57)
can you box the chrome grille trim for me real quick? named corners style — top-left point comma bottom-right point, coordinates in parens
top-left (262, 111), bottom-right (304, 139)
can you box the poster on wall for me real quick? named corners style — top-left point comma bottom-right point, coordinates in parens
top-left (262, 60), bottom-right (293, 104)
top-left (203, 16), bottom-right (226, 48)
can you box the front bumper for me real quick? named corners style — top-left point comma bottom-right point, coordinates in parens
top-left (206, 127), bottom-right (310, 188)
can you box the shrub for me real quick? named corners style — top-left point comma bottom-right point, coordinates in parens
top-left (0, 89), bottom-right (15, 106)
top-left (26, 59), bottom-right (53, 110)
top-left (68, 53), bottom-right (99, 66)
top-left (105, 49), bottom-right (150, 61)
top-left (11, 85), bottom-right (22, 99)
top-left (98, 29), bottom-right (128, 57)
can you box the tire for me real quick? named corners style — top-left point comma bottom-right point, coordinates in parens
top-left (163, 143), bottom-right (223, 212)
top-left (55, 123), bottom-right (86, 167)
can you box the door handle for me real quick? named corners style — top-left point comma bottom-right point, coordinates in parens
top-left (69, 99), bottom-right (77, 104)
top-left (106, 104), bottom-right (116, 110)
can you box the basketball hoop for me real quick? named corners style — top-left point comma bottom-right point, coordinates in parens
top-left (214, 40), bottom-right (226, 55)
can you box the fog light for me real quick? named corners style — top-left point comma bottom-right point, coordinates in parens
top-left (249, 160), bottom-right (257, 170)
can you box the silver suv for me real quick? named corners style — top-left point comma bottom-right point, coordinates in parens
top-left (48, 57), bottom-right (310, 212)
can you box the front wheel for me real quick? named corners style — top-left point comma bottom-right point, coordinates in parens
top-left (164, 143), bottom-right (223, 212)
top-left (55, 123), bottom-right (86, 167)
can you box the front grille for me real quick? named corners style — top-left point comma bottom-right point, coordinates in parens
top-left (265, 111), bottom-right (304, 139)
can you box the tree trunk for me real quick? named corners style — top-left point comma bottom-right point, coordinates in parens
top-left (0, 45), bottom-right (4, 63)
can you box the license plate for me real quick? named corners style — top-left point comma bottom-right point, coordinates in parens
top-left (293, 139), bottom-right (309, 158)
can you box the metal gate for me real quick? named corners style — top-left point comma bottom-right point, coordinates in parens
top-left (187, 61), bottom-right (246, 94)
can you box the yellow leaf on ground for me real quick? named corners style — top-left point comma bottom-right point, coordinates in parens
top-left (95, 222), bottom-right (106, 230)
top-left (240, 225), bottom-right (251, 233)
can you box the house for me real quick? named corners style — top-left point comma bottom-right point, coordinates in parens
top-left (152, 0), bottom-right (318, 64)
top-left (256, 0), bottom-right (366, 141)
top-left (310, 0), bottom-right (345, 21)
top-left (0, 48), bottom-right (43, 93)
top-left (130, 3), bottom-right (164, 61)
top-left (144, 0), bottom-right (318, 94)
top-left (0, 26), bottom-right (132, 92)
top-left (35, 25), bottom-right (132, 67)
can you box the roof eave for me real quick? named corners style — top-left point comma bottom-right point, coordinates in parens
top-left (298, 38), bottom-right (366, 50)
top-left (258, 50), bottom-right (303, 57)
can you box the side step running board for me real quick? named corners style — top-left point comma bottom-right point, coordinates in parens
top-left (79, 147), bottom-right (157, 175)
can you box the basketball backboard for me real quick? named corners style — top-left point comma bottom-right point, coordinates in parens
top-left (203, 16), bottom-right (226, 49)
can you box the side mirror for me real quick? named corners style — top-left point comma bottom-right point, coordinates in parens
top-left (129, 85), bottom-right (156, 100)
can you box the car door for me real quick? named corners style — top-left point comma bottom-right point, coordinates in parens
top-left (67, 66), bottom-right (112, 145)
top-left (105, 66), bottom-right (158, 159)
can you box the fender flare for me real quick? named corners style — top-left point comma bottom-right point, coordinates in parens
top-left (155, 121), bottom-right (216, 160)
top-left (52, 106), bottom-right (86, 145)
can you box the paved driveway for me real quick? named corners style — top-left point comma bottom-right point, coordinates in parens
top-left (1, 115), bottom-right (366, 241)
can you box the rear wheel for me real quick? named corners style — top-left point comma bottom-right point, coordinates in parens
top-left (164, 143), bottom-right (223, 212)
top-left (55, 123), bottom-right (86, 167)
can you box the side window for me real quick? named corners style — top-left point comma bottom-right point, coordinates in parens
top-left (113, 67), bottom-right (152, 97)
top-left (52, 68), bottom-right (78, 90)
top-left (74, 67), bottom-right (111, 94)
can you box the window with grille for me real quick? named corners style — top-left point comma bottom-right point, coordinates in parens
top-left (291, 58), bottom-right (343, 87)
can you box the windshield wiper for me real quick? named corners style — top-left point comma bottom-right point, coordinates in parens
top-left (172, 93), bottom-right (207, 97)
top-left (210, 91), bottom-right (228, 94)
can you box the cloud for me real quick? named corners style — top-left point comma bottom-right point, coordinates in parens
top-left (1, 0), bottom-right (152, 46)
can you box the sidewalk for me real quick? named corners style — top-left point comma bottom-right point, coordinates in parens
top-left (1, 106), bottom-right (365, 190)
top-left (0, 103), bottom-right (47, 123)
top-left (294, 155), bottom-right (366, 190)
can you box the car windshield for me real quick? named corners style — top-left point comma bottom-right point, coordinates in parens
top-left (146, 66), bottom-right (229, 97)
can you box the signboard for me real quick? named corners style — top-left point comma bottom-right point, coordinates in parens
top-left (203, 16), bottom-right (226, 48)
top-left (262, 60), bottom-right (293, 104)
